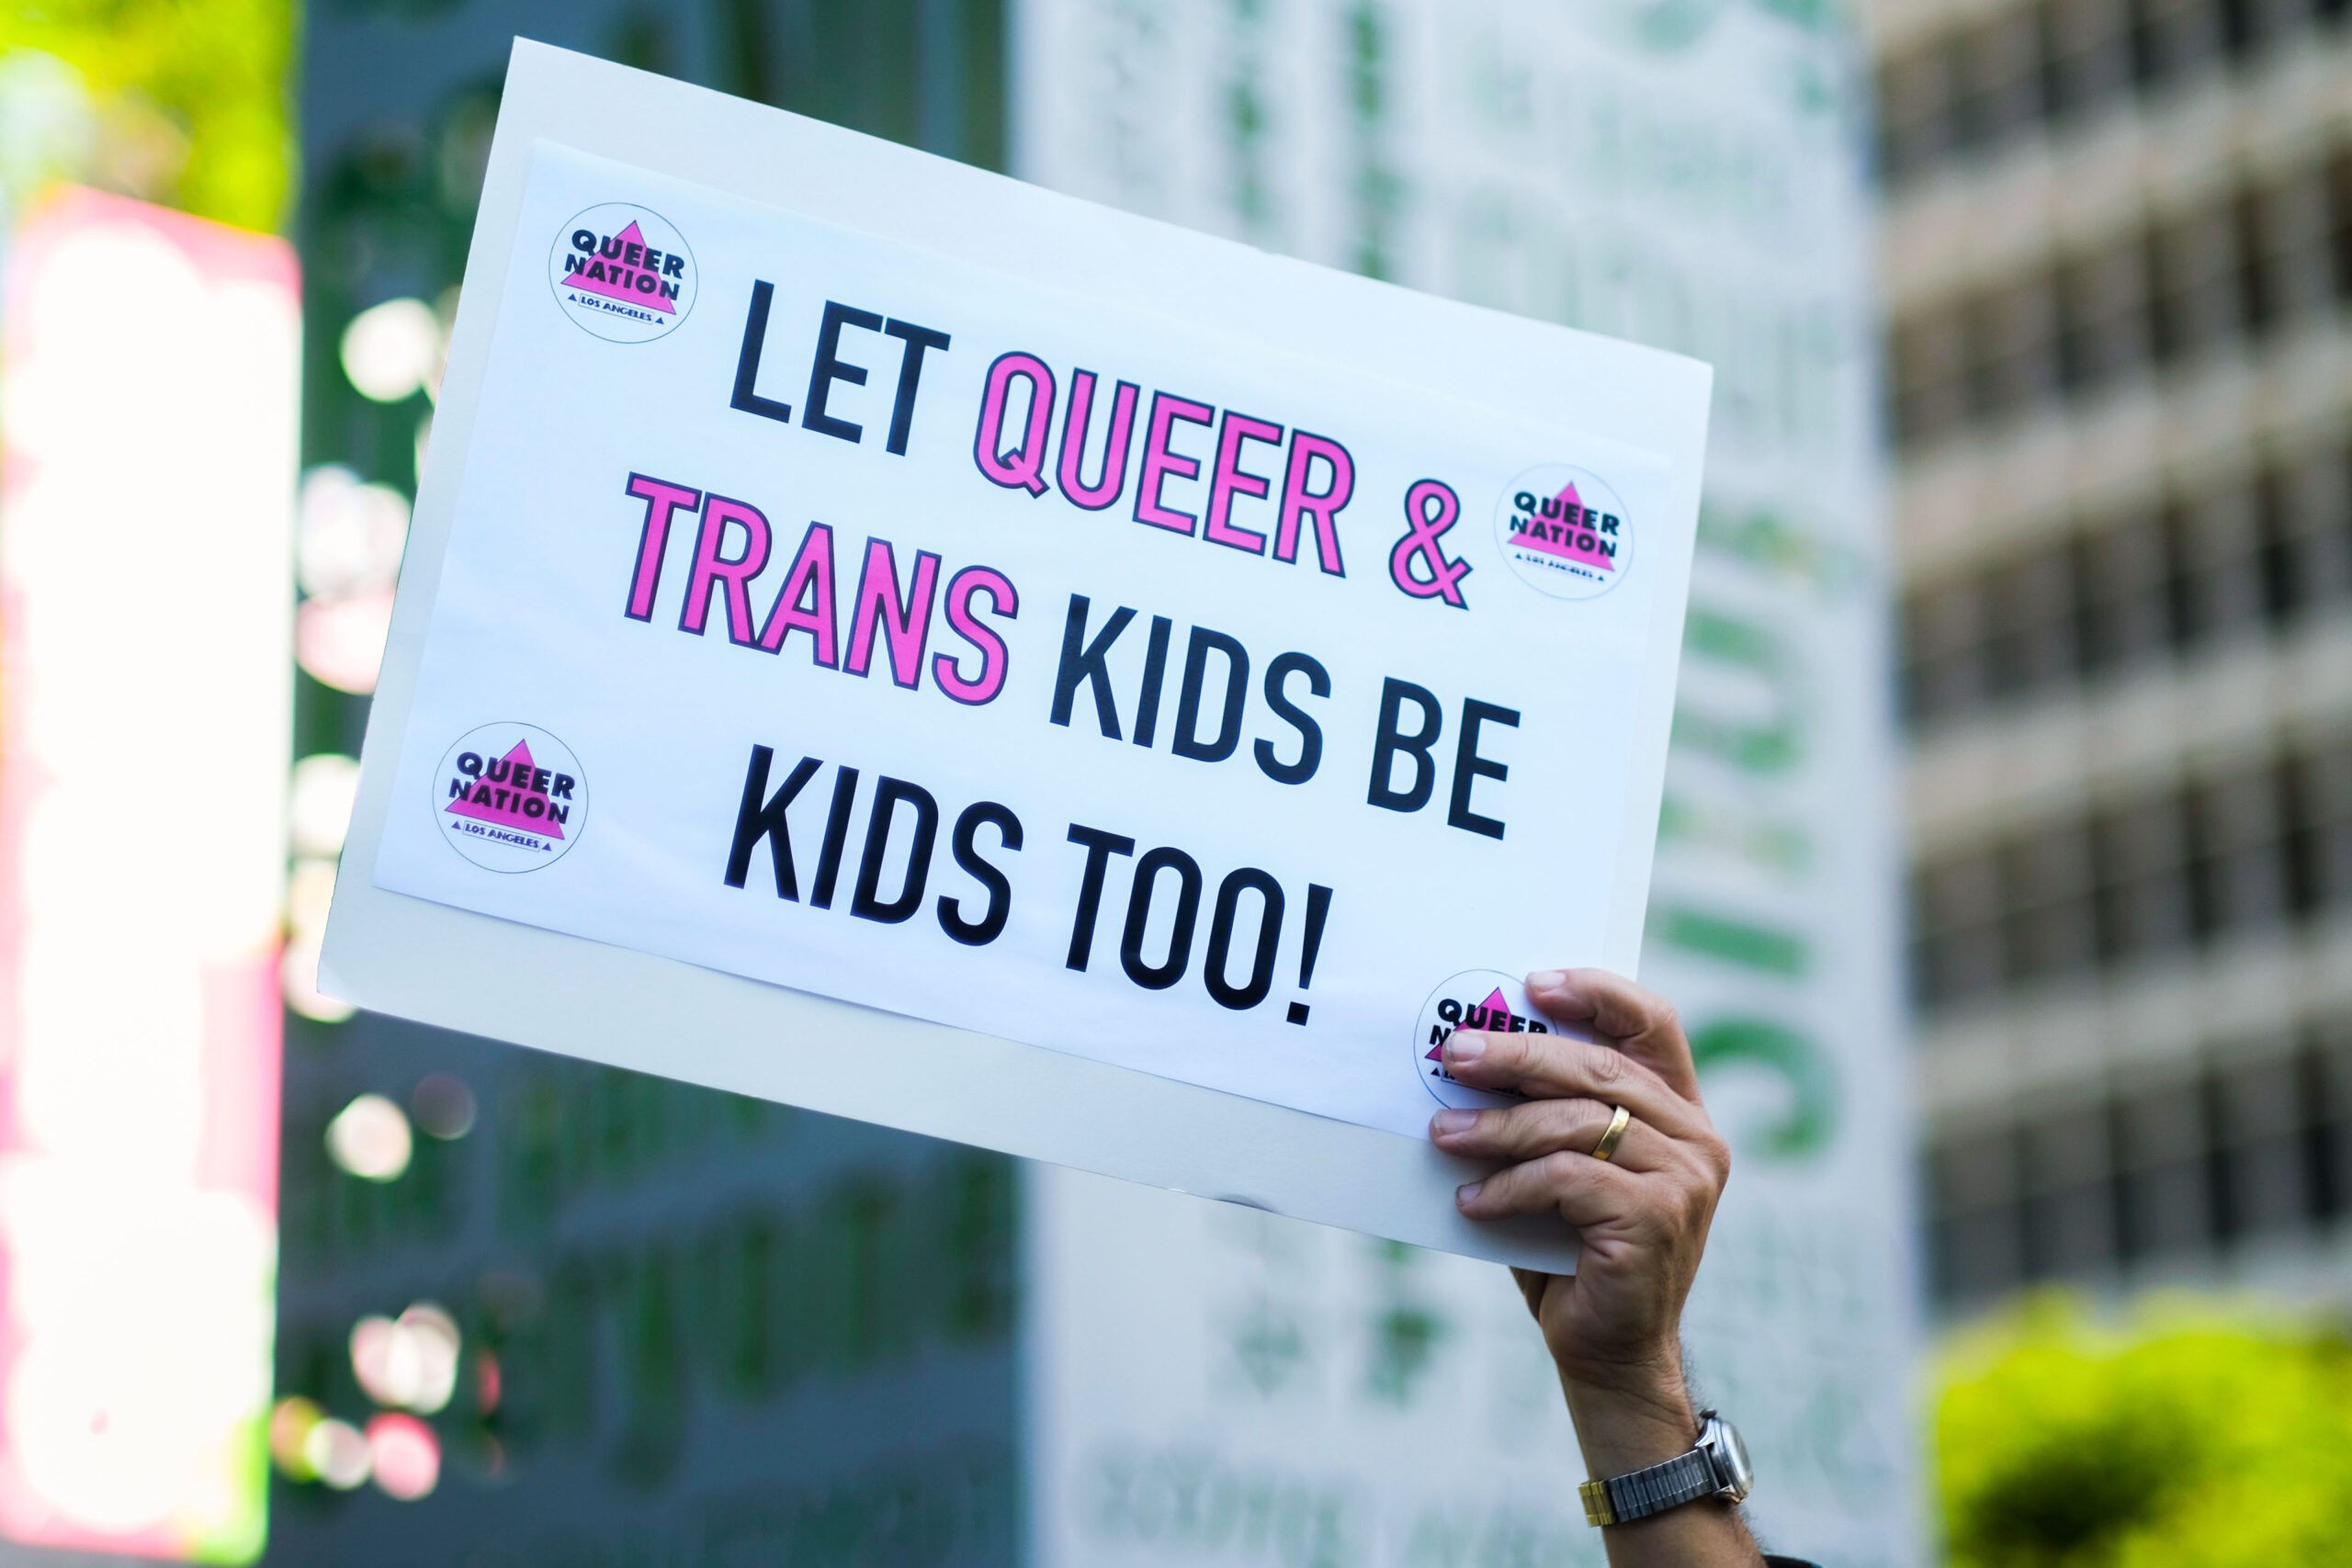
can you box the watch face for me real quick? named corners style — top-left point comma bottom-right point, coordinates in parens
top-left (1705, 1415), bottom-right (1755, 1502)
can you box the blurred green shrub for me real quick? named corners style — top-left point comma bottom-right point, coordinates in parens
top-left (1939, 1295), bottom-right (2352, 1568)
top-left (0, 0), bottom-right (295, 231)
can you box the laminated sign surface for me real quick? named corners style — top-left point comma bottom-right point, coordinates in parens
top-left (327, 41), bottom-right (1711, 1269)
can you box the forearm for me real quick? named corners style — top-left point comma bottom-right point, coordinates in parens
top-left (1560, 1352), bottom-right (1760, 1568)
top-left (1432, 973), bottom-right (1764, 1566)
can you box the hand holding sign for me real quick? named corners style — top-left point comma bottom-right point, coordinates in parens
top-left (1428, 967), bottom-right (1731, 1376)
top-left (1432, 968), bottom-right (1758, 1561)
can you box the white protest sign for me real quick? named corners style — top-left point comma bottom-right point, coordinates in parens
top-left (325, 41), bottom-right (1710, 1269)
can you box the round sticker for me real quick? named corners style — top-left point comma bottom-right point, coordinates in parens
top-left (432, 723), bottom-right (588, 873)
top-left (548, 202), bottom-right (696, 343)
top-left (1493, 464), bottom-right (1634, 601)
top-left (1412, 969), bottom-right (1552, 1109)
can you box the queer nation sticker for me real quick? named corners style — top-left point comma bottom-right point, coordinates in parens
top-left (1494, 464), bottom-right (1633, 602)
top-left (1412, 969), bottom-right (1551, 1110)
top-left (548, 202), bottom-right (696, 343)
top-left (433, 723), bottom-right (589, 873)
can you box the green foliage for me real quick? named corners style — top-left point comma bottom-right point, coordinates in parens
top-left (0, 0), bottom-right (296, 231)
top-left (1939, 1295), bottom-right (2352, 1568)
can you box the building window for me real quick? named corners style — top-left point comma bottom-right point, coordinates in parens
top-left (1880, 0), bottom-right (2348, 194)
top-left (2145, 204), bottom-right (2244, 366)
top-left (1982, 547), bottom-right (2080, 699)
top-left (1913, 851), bottom-right (2007, 1007)
top-left (1967, 275), bottom-right (2064, 424)
top-left (1930, 1127), bottom-right (2027, 1299)
top-left (2039, 0), bottom-right (2135, 125)
top-left (2072, 509), bottom-right (2173, 675)
top-left (2211, 1048), bottom-right (2311, 1238)
top-left (2002, 818), bottom-right (2101, 982)
top-left (2110, 1077), bottom-right (2211, 1260)
top-left (1899, 441), bottom-right (2352, 731)
top-left (2092, 792), bottom-right (2197, 963)
top-left (1927, 1024), bottom-right (2352, 1304)
top-left (1891, 305), bottom-right (1971, 447)
top-left (2163, 480), bottom-right (2267, 648)
top-left (2287, 738), bottom-right (2352, 911)
top-left (1904, 575), bottom-right (1988, 725)
top-left (1951, 10), bottom-right (2046, 158)
top-left (2188, 766), bottom-right (2291, 937)
top-left (1886, 138), bottom-right (2352, 450)
top-left (1911, 731), bottom-right (2350, 1008)
top-left (2022, 1102), bottom-right (2119, 1278)
top-left (2054, 242), bottom-right (2153, 392)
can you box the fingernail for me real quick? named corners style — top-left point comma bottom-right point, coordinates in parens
top-left (1526, 968), bottom-right (1568, 992)
top-left (1455, 1180), bottom-right (1484, 1207)
top-left (1430, 1109), bottom-right (1477, 1136)
top-left (1447, 1032), bottom-right (1486, 1065)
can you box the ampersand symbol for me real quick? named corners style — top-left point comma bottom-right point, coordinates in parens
top-left (1387, 479), bottom-right (1473, 609)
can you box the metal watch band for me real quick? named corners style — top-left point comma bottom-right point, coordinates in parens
top-left (1578, 1448), bottom-right (1720, 1527)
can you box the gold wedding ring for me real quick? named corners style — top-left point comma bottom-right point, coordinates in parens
top-left (1590, 1104), bottom-right (1631, 1162)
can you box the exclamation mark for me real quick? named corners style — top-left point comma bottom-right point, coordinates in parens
top-left (1285, 884), bottom-right (1333, 1025)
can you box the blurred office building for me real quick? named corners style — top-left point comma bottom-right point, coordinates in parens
top-left (1874, 0), bottom-right (2352, 1311)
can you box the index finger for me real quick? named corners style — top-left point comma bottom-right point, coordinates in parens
top-left (1441, 1028), bottom-right (1705, 1140)
top-left (1525, 967), bottom-right (1702, 1102)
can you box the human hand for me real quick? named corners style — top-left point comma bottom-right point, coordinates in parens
top-left (1427, 968), bottom-right (1750, 1562)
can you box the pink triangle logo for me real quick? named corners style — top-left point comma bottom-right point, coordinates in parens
top-left (1516, 482), bottom-right (1619, 572)
top-left (560, 220), bottom-right (677, 314)
top-left (446, 740), bottom-right (564, 839)
top-left (1427, 987), bottom-right (1517, 1059)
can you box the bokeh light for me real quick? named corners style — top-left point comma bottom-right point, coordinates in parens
top-left (289, 755), bottom-right (361, 860)
top-left (365, 1413), bottom-right (440, 1501)
top-left (324, 1094), bottom-right (411, 1181)
top-left (410, 1073), bottom-right (477, 1140)
top-left (282, 855), bottom-right (353, 1022)
top-left (297, 465), bottom-right (409, 600)
top-left (285, 858), bottom-right (336, 943)
top-left (296, 588), bottom-right (394, 694)
top-left (282, 940), bottom-right (356, 1025)
top-left (473, 1348), bottom-right (502, 1416)
top-left (349, 1302), bottom-right (459, 1414)
top-left (302, 1417), bottom-right (369, 1491)
top-left (267, 1395), bottom-right (322, 1481)
top-left (339, 297), bottom-right (441, 403)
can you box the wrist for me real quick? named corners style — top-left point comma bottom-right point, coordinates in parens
top-left (1556, 1346), bottom-right (1699, 1481)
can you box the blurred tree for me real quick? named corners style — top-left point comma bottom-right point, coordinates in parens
top-left (1939, 1295), bottom-right (2352, 1568)
top-left (0, 0), bottom-right (295, 231)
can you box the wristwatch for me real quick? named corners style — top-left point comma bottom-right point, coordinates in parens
top-left (1578, 1410), bottom-right (1754, 1527)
